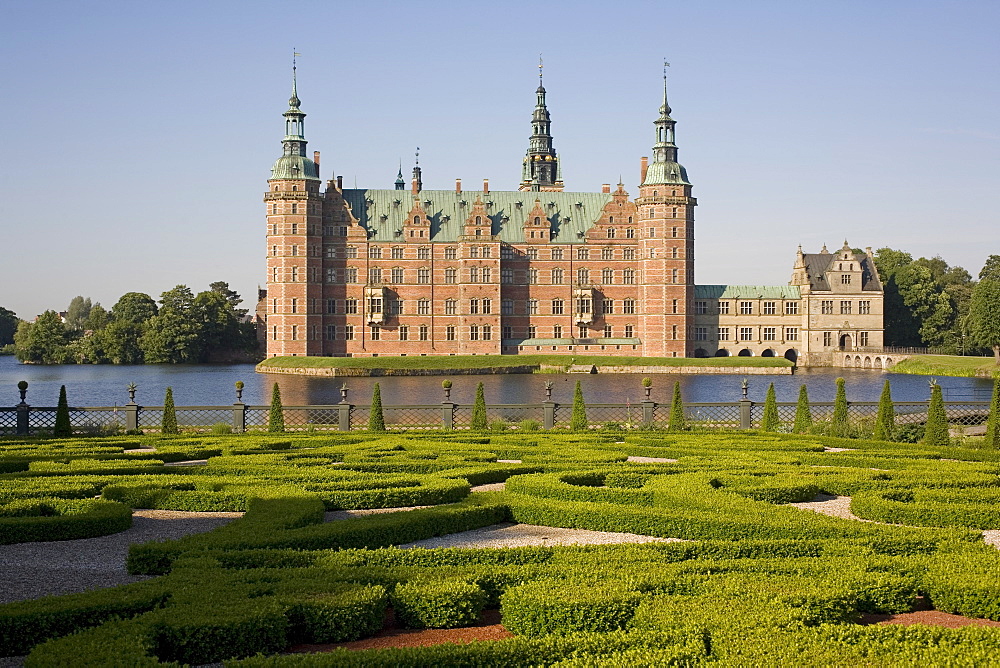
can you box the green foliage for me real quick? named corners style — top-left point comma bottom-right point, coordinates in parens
top-left (570, 381), bottom-right (588, 431)
top-left (471, 382), bottom-right (488, 431)
top-left (503, 580), bottom-right (644, 636)
top-left (285, 585), bottom-right (387, 643)
top-left (519, 419), bottom-right (541, 432)
top-left (391, 580), bottom-right (486, 629)
top-left (831, 377), bottom-right (849, 437)
top-left (923, 381), bottom-right (949, 446)
top-left (969, 278), bottom-right (1000, 363)
top-left (793, 384), bottom-right (812, 433)
top-left (268, 383), bottom-right (285, 433)
top-left (985, 381), bottom-right (1000, 450)
top-left (760, 383), bottom-right (779, 432)
top-left (368, 383), bottom-right (386, 432)
top-left (54, 385), bottom-right (72, 438)
top-left (161, 387), bottom-right (178, 435)
top-left (65, 296), bottom-right (92, 331)
top-left (874, 380), bottom-right (896, 441)
top-left (14, 311), bottom-right (69, 364)
top-left (668, 381), bottom-right (686, 431)
top-left (0, 498), bottom-right (132, 545)
top-left (0, 306), bottom-right (20, 346)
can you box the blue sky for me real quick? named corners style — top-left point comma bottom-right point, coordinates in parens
top-left (1, 0), bottom-right (997, 319)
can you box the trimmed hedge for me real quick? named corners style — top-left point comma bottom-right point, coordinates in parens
top-left (0, 498), bottom-right (132, 544)
top-left (391, 579), bottom-right (486, 629)
top-left (502, 580), bottom-right (645, 636)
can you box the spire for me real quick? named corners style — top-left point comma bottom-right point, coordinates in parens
top-left (394, 163), bottom-right (405, 190)
top-left (641, 61), bottom-right (689, 186)
top-left (270, 52), bottom-right (319, 182)
top-left (289, 49), bottom-right (301, 109)
top-left (519, 56), bottom-right (563, 192)
top-left (411, 147), bottom-right (422, 193)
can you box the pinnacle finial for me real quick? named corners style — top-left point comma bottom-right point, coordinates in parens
top-left (539, 54), bottom-right (544, 83)
top-left (289, 49), bottom-right (302, 108)
top-left (415, 147), bottom-right (420, 166)
top-left (660, 59), bottom-right (672, 116)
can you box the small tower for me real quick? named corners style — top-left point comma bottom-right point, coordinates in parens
top-left (394, 166), bottom-right (405, 190)
top-left (518, 59), bottom-right (564, 192)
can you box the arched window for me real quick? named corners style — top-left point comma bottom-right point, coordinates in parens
top-left (413, 216), bottom-right (419, 224)
top-left (475, 216), bottom-right (482, 224)
top-left (609, 216), bottom-right (614, 224)
top-left (534, 217), bottom-right (540, 224)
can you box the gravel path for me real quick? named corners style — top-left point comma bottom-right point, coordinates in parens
top-left (626, 456), bottom-right (678, 463)
top-left (0, 510), bottom-right (242, 605)
top-left (398, 522), bottom-right (684, 549)
top-left (789, 493), bottom-right (869, 522)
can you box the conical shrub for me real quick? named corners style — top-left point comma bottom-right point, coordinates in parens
top-left (268, 382), bottom-right (285, 433)
top-left (54, 385), bottom-right (72, 438)
top-left (162, 387), bottom-right (178, 435)
top-left (923, 380), bottom-right (949, 446)
top-left (570, 381), bottom-right (588, 432)
top-left (368, 383), bottom-right (386, 432)
top-left (793, 384), bottom-right (812, 433)
top-left (667, 381), bottom-right (686, 432)
top-left (830, 377), bottom-right (849, 438)
top-left (873, 379), bottom-right (896, 441)
top-left (471, 382), bottom-right (488, 431)
top-left (760, 383), bottom-right (780, 432)
top-left (984, 380), bottom-right (1000, 450)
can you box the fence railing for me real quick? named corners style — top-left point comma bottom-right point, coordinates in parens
top-left (0, 400), bottom-right (991, 436)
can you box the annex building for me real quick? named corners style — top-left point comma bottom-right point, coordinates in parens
top-left (259, 66), bottom-right (884, 367)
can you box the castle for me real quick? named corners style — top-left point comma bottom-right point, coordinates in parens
top-left (260, 65), bottom-right (884, 367)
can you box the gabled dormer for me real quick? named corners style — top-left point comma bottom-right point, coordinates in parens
top-left (587, 183), bottom-right (637, 241)
top-left (522, 199), bottom-right (550, 242)
top-left (402, 199), bottom-right (432, 242)
top-left (462, 198), bottom-right (493, 240)
top-left (825, 241), bottom-right (864, 294)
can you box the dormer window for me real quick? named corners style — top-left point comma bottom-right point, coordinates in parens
top-left (841, 274), bottom-right (852, 285)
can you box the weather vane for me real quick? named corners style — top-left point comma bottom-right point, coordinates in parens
top-left (415, 147), bottom-right (420, 166)
top-left (539, 54), bottom-right (544, 82)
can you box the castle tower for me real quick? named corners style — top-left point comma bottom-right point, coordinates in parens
top-left (518, 60), bottom-right (564, 192)
top-left (636, 68), bottom-right (697, 356)
top-left (264, 60), bottom-right (324, 357)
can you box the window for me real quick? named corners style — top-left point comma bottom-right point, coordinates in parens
top-left (623, 299), bottom-right (636, 314)
top-left (391, 246), bottom-right (404, 259)
top-left (271, 324), bottom-right (278, 340)
top-left (671, 268), bottom-right (679, 283)
top-left (418, 268), bottom-right (431, 284)
top-left (292, 266), bottom-right (301, 282)
top-left (368, 246), bottom-right (381, 259)
top-left (326, 298), bottom-right (337, 314)
top-left (501, 268), bottom-right (513, 284)
top-left (841, 274), bottom-right (852, 285)
top-left (324, 246), bottom-right (335, 258)
top-left (602, 247), bottom-right (614, 260)
top-left (623, 269), bottom-right (635, 285)
top-left (602, 299), bottom-right (614, 314)
top-left (345, 246), bottom-right (357, 259)
top-left (552, 299), bottom-right (564, 315)
top-left (549, 267), bottom-right (563, 284)
top-left (527, 325), bottom-right (537, 338)
top-left (482, 298), bottom-right (492, 314)
top-left (501, 299), bottom-right (513, 315)
top-left (370, 326), bottom-right (380, 341)
top-left (672, 325), bottom-right (678, 340)
top-left (578, 325), bottom-right (589, 338)
top-left (444, 247), bottom-right (457, 259)
top-left (481, 267), bottom-right (492, 283)
top-left (291, 298), bottom-right (298, 314)
top-left (763, 327), bottom-right (776, 341)
top-left (575, 297), bottom-right (592, 314)
top-left (718, 301), bottom-right (730, 315)
top-left (291, 245), bottom-right (298, 256)
top-left (860, 331), bottom-right (869, 347)
top-left (606, 228), bottom-right (616, 239)
top-left (470, 325), bottom-right (479, 341)
top-left (418, 299), bottom-right (430, 315)
top-left (718, 327), bottom-right (730, 341)
top-left (528, 299), bottom-right (539, 315)
top-left (482, 325), bottom-right (492, 340)
top-left (694, 326), bottom-right (708, 341)
top-left (785, 301), bottom-right (799, 315)
top-left (325, 268), bottom-right (337, 283)
top-left (577, 268), bottom-right (589, 285)
top-left (344, 325), bottom-right (354, 340)
top-left (391, 268), bottom-right (404, 284)
top-left (672, 299), bottom-right (678, 314)
top-left (739, 327), bottom-right (753, 341)
top-left (823, 332), bottom-right (832, 347)
top-left (785, 327), bottom-right (798, 341)
top-left (623, 247), bottom-right (635, 260)
top-left (419, 325), bottom-right (428, 341)
top-left (272, 267), bottom-right (279, 282)
top-left (291, 204), bottom-right (297, 215)
top-left (763, 301), bottom-right (776, 315)
top-left (671, 246), bottom-right (679, 259)
top-left (445, 268), bottom-right (457, 283)
top-left (840, 300), bottom-right (852, 315)
top-left (671, 227), bottom-right (678, 238)
top-left (626, 228), bottom-right (635, 239)
top-left (338, 226), bottom-right (348, 236)
top-left (469, 247), bottom-right (479, 259)
top-left (604, 325), bottom-right (613, 337)
top-left (345, 299), bottom-right (358, 314)
top-left (502, 326), bottom-right (512, 339)
top-left (551, 247), bottom-right (564, 260)
top-left (528, 269), bottom-right (539, 284)
top-left (695, 301), bottom-right (707, 314)
top-left (859, 300), bottom-right (871, 314)
top-left (470, 267), bottom-right (480, 283)
top-left (271, 223), bottom-right (278, 235)
top-left (740, 301), bottom-right (753, 315)
top-left (624, 324), bottom-right (634, 338)
top-left (367, 267), bottom-right (381, 284)
top-left (577, 248), bottom-right (590, 260)
top-left (445, 299), bottom-right (457, 315)
top-left (399, 325), bottom-right (409, 341)
top-left (553, 325), bottom-right (563, 338)
top-left (326, 324), bottom-right (336, 340)
top-left (470, 298), bottom-right (479, 315)
top-left (344, 267), bottom-right (357, 283)
top-left (417, 246), bottom-right (431, 260)
top-left (821, 300), bottom-right (834, 314)
top-left (602, 268), bottom-right (614, 284)
top-left (367, 297), bottom-right (383, 315)
top-left (526, 248), bottom-right (538, 260)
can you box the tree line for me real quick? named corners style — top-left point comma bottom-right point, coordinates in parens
top-left (5, 282), bottom-right (260, 364)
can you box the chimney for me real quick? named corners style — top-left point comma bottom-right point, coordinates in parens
top-left (313, 151), bottom-right (321, 173)
top-left (336, 175), bottom-right (343, 190)
top-left (455, 178), bottom-right (462, 193)
top-left (640, 157), bottom-right (649, 183)
top-left (483, 179), bottom-right (489, 194)
top-left (601, 183), bottom-right (611, 194)
top-left (412, 179), bottom-right (419, 195)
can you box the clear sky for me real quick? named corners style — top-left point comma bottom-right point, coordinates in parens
top-left (1, 0), bottom-right (997, 319)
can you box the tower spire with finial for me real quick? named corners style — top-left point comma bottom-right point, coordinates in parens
top-left (641, 59), bottom-right (689, 186)
top-left (519, 55), bottom-right (563, 191)
top-left (270, 50), bottom-right (318, 181)
top-left (411, 147), bottom-right (422, 193)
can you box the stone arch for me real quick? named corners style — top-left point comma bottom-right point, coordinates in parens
top-left (760, 349), bottom-right (775, 357)
top-left (738, 348), bottom-right (753, 357)
top-left (694, 348), bottom-right (709, 358)
top-left (844, 355), bottom-right (853, 367)
top-left (783, 349), bottom-right (798, 363)
top-left (883, 357), bottom-right (892, 369)
top-left (715, 348), bottom-right (730, 357)
top-left (854, 355), bottom-right (862, 366)
top-left (863, 356), bottom-right (872, 369)
top-left (840, 334), bottom-right (853, 350)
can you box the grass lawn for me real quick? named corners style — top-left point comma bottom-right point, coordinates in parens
top-left (891, 354), bottom-right (999, 378)
top-left (258, 354), bottom-right (795, 370)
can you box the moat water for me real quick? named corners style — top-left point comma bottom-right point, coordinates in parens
top-left (0, 355), bottom-right (992, 407)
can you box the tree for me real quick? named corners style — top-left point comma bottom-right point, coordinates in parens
top-left (368, 383), bottom-right (386, 432)
top-left (760, 383), bottom-right (779, 432)
top-left (161, 387), bottom-right (178, 435)
top-left (111, 292), bottom-right (158, 324)
top-left (141, 286), bottom-right (202, 364)
top-left (471, 382), bottom-right (488, 431)
top-left (65, 296), bottom-right (92, 331)
top-left (209, 281), bottom-right (248, 316)
top-left (268, 382), bottom-right (285, 433)
top-left (873, 380), bottom-right (896, 441)
top-left (831, 377), bottom-right (849, 438)
top-left (984, 380), bottom-right (1000, 450)
top-left (979, 255), bottom-right (1000, 281)
top-left (84, 304), bottom-right (110, 331)
top-left (793, 384), bottom-right (812, 433)
top-left (969, 278), bottom-right (1000, 363)
top-left (54, 385), bottom-right (72, 437)
top-left (570, 381), bottom-right (588, 431)
top-left (668, 381), bottom-right (686, 432)
top-left (14, 311), bottom-right (69, 364)
top-left (923, 381), bottom-right (949, 446)
top-left (0, 306), bottom-right (18, 346)
top-left (103, 320), bottom-right (146, 364)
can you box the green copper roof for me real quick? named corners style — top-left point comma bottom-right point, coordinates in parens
top-left (694, 285), bottom-right (801, 299)
top-left (342, 189), bottom-right (614, 243)
top-left (270, 155), bottom-right (320, 181)
top-left (642, 160), bottom-right (689, 185)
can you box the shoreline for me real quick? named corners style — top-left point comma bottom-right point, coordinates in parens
top-left (257, 363), bottom-right (795, 377)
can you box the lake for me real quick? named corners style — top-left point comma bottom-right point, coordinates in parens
top-left (0, 355), bottom-right (992, 407)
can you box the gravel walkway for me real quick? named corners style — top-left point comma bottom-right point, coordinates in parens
top-left (626, 456), bottom-right (678, 463)
top-left (789, 493), bottom-right (870, 522)
top-left (398, 522), bottom-right (684, 549)
top-left (0, 510), bottom-right (242, 605)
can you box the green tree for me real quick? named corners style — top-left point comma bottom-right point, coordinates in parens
top-left (161, 387), bottom-right (178, 435)
top-left (668, 381), bottom-right (686, 432)
top-left (368, 383), bottom-right (386, 432)
top-left (793, 384), bottom-right (812, 433)
top-left (103, 320), bottom-right (146, 364)
top-left (84, 303), bottom-right (110, 331)
top-left (570, 381), bottom-right (588, 432)
top-left (873, 380), bottom-right (896, 441)
top-left (984, 380), bottom-right (1000, 450)
top-left (0, 306), bottom-right (19, 346)
top-left (111, 292), bottom-right (158, 324)
top-left (760, 383), bottom-right (780, 432)
top-left (979, 255), bottom-right (1000, 281)
top-left (268, 382), bottom-right (285, 433)
top-left (54, 385), bottom-right (72, 437)
top-left (923, 381), bottom-right (949, 446)
top-left (831, 377), bottom-right (849, 438)
top-left (14, 311), bottom-right (69, 364)
top-left (969, 278), bottom-right (1000, 363)
top-left (140, 286), bottom-right (202, 364)
top-left (65, 296), bottom-right (93, 331)
top-left (471, 382), bottom-right (488, 431)
top-left (209, 281), bottom-right (248, 316)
